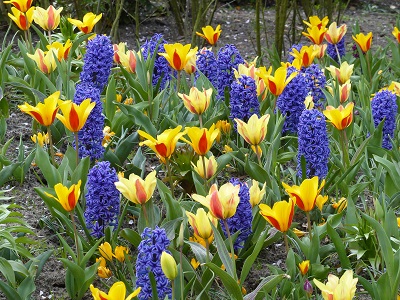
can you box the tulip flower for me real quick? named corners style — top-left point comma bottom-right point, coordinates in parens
top-left (96, 257), bottom-right (112, 278)
top-left (159, 43), bottom-right (198, 71)
top-left (313, 44), bottom-right (327, 59)
top-left (90, 282), bottom-right (141, 300)
top-left (323, 102), bottom-right (354, 130)
top-left (259, 198), bottom-right (295, 233)
top-left (196, 24), bottom-right (222, 45)
top-left (327, 81), bottom-right (351, 103)
top-left (27, 48), bottom-right (58, 74)
top-left (68, 12), bottom-right (102, 34)
top-left (186, 207), bottom-right (217, 242)
top-left (324, 22), bottom-right (347, 44)
top-left (98, 242), bottom-right (113, 261)
top-left (47, 40), bottom-right (72, 61)
top-left (303, 15), bottom-right (329, 29)
top-left (114, 170), bottom-right (157, 205)
top-left (192, 155), bottom-right (217, 180)
top-left (249, 180), bottom-right (266, 207)
top-left (282, 176), bottom-right (325, 212)
top-left (184, 53), bottom-right (196, 74)
top-left (352, 32), bottom-right (373, 53)
top-left (302, 25), bottom-right (327, 45)
top-left (192, 183), bottom-right (240, 220)
top-left (181, 124), bottom-right (219, 156)
top-left (387, 81), bottom-right (400, 97)
top-left (31, 132), bottom-right (49, 147)
top-left (138, 125), bottom-right (186, 163)
top-left (114, 245), bottom-right (129, 262)
top-left (397, 217), bottom-right (400, 228)
top-left (326, 62), bottom-right (354, 85)
top-left (298, 260), bottom-right (310, 275)
top-left (19, 91), bottom-right (60, 126)
top-left (289, 45), bottom-right (319, 68)
top-left (118, 49), bottom-right (137, 73)
top-left (316, 194), bottom-right (329, 211)
top-left (264, 66), bottom-right (297, 96)
top-left (313, 270), bottom-right (357, 300)
top-left (178, 87), bottom-right (212, 115)
top-left (56, 99), bottom-right (95, 132)
top-left (8, 6), bottom-right (34, 31)
top-left (160, 251), bottom-right (178, 281)
top-left (33, 5), bottom-right (63, 31)
top-left (113, 42), bottom-right (126, 64)
top-left (393, 27), bottom-right (400, 43)
top-left (234, 64), bottom-right (268, 100)
top-left (45, 180), bottom-right (81, 212)
top-left (3, 0), bottom-right (32, 12)
top-left (293, 228), bottom-right (306, 238)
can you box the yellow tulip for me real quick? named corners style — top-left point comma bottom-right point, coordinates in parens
top-left (298, 260), bottom-right (310, 275)
top-left (160, 251), bottom-right (178, 281)
top-left (324, 22), bottom-right (347, 44)
top-left (282, 176), bottom-right (325, 212)
top-left (27, 48), bottom-right (58, 74)
top-left (47, 39), bottom-right (72, 61)
top-left (138, 126), bottom-right (186, 162)
top-left (114, 170), bottom-right (157, 205)
top-left (114, 245), bottom-right (129, 262)
top-left (235, 114), bottom-right (270, 147)
top-left (192, 155), bottom-right (217, 180)
top-left (90, 282), bottom-right (141, 300)
top-left (19, 91), bottom-right (60, 126)
top-left (31, 132), bottom-right (49, 147)
top-left (45, 180), bottom-right (81, 212)
top-left (3, 0), bottom-right (32, 12)
top-left (302, 25), bottom-right (327, 45)
top-left (181, 124), bottom-right (219, 156)
top-left (186, 207), bottom-right (217, 241)
top-left (259, 198), bottom-right (295, 232)
top-left (393, 27), bottom-right (400, 43)
top-left (119, 49), bottom-right (137, 73)
top-left (290, 45), bottom-right (319, 68)
top-left (313, 44), bottom-right (327, 59)
top-left (178, 87), bottom-right (212, 115)
top-left (33, 5), bottom-right (63, 31)
top-left (264, 66), bottom-right (297, 96)
top-left (184, 53), bottom-right (197, 74)
top-left (98, 242), bottom-right (113, 261)
top-left (192, 183), bottom-right (240, 220)
top-left (326, 62), bottom-right (354, 85)
top-left (56, 99), bottom-right (95, 132)
top-left (313, 270), bottom-right (357, 300)
top-left (196, 24), bottom-right (222, 45)
top-left (159, 43), bottom-right (198, 71)
top-left (249, 180), bottom-right (266, 208)
top-left (352, 32), bottom-right (373, 53)
top-left (323, 102), bottom-right (354, 130)
top-left (68, 12), bottom-right (102, 34)
top-left (8, 6), bottom-right (34, 31)
top-left (303, 15), bottom-right (329, 29)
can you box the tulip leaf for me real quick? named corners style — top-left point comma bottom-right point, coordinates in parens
top-left (243, 274), bottom-right (286, 300)
top-left (35, 145), bottom-right (62, 188)
top-left (187, 241), bottom-right (209, 264)
top-left (205, 262), bottom-right (243, 300)
top-left (0, 280), bottom-right (22, 300)
top-left (105, 76), bottom-right (116, 122)
top-left (157, 179), bottom-right (183, 221)
top-left (120, 228), bottom-right (142, 248)
top-left (210, 222), bottom-right (235, 279)
top-left (0, 163), bottom-right (19, 187)
top-left (16, 276), bottom-right (35, 300)
top-left (0, 257), bottom-right (16, 286)
top-left (326, 222), bottom-right (351, 269)
top-left (116, 102), bottom-right (157, 137)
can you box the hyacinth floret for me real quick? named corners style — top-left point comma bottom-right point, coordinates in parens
top-left (196, 47), bottom-right (218, 88)
top-left (136, 227), bottom-right (171, 300)
top-left (229, 75), bottom-right (259, 128)
top-left (73, 82), bottom-right (104, 160)
top-left (276, 67), bottom-right (308, 134)
top-left (84, 161), bottom-right (120, 238)
top-left (301, 64), bottom-right (326, 107)
top-left (220, 178), bottom-right (252, 250)
top-left (371, 90), bottom-right (398, 149)
top-left (80, 35), bottom-right (114, 91)
top-left (216, 44), bottom-right (245, 101)
top-left (297, 109), bottom-right (330, 179)
top-left (287, 43), bottom-right (303, 63)
top-left (141, 33), bottom-right (170, 90)
top-left (327, 37), bottom-right (346, 63)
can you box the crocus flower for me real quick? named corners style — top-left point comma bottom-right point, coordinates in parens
top-left (8, 6), bottom-right (34, 30)
top-left (302, 25), bottom-right (327, 45)
top-left (196, 24), bottom-right (222, 45)
top-left (96, 257), bottom-right (112, 278)
top-left (178, 87), bottom-right (212, 115)
top-left (90, 282), bottom-right (141, 300)
top-left (47, 39), bottom-right (72, 61)
top-left (326, 62), bottom-right (354, 85)
top-left (27, 48), bottom-right (58, 74)
top-left (114, 170), bottom-right (157, 205)
top-left (98, 242), bottom-right (113, 261)
top-left (259, 198), bottom-right (295, 232)
top-left (181, 125), bottom-right (219, 156)
top-left (332, 197), bottom-right (347, 213)
top-left (18, 91), bottom-right (60, 126)
top-left (31, 132), bottom-right (49, 147)
top-left (393, 27), bottom-right (400, 43)
top-left (324, 22), bottom-right (347, 44)
top-left (56, 99), bottom-right (96, 132)
top-left (114, 245), bottom-right (129, 262)
top-left (235, 114), bottom-right (270, 148)
top-left (33, 5), bottom-right (63, 31)
top-left (215, 120), bottom-right (231, 143)
top-left (186, 207), bottom-right (217, 242)
top-left (323, 102), bottom-right (354, 130)
top-left (192, 155), bottom-right (217, 180)
top-left (160, 252), bottom-right (178, 281)
top-left (3, 0), bottom-right (32, 12)
top-left (45, 180), bottom-right (81, 212)
top-left (159, 43), bottom-right (198, 71)
top-left (298, 260), bottom-right (310, 275)
top-left (67, 12), bottom-right (102, 34)
top-left (138, 125), bottom-right (186, 163)
top-left (119, 49), bottom-right (137, 73)
top-left (249, 179), bottom-right (266, 208)
top-left (313, 270), bottom-right (357, 300)
top-left (282, 176), bottom-right (325, 212)
top-left (303, 15), bottom-right (329, 29)
top-left (192, 183), bottom-right (240, 220)
top-left (263, 66), bottom-right (297, 96)
top-left (352, 32), bottom-right (373, 53)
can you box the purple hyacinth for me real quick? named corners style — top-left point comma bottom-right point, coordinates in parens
top-left (216, 44), bottom-right (245, 101)
top-left (301, 64), bottom-right (326, 107)
top-left (136, 227), bottom-right (171, 300)
top-left (73, 82), bottom-right (104, 160)
top-left (371, 90), bottom-right (398, 149)
top-left (276, 67), bottom-right (308, 134)
top-left (84, 161), bottom-right (120, 238)
top-left (196, 47), bottom-right (218, 88)
top-left (80, 35), bottom-right (114, 91)
top-left (297, 109), bottom-right (330, 179)
top-left (327, 38), bottom-right (346, 63)
top-left (287, 43), bottom-right (303, 63)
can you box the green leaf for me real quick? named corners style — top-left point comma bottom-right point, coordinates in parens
top-left (105, 76), bottom-right (116, 122)
top-left (243, 274), bottom-right (286, 300)
top-left (0, 257), bottom-right (16, 286)
top-left (210, 222), bottom-right (235, 279)
top-left (205, 262), bottom-right (243, 300)
top-left (157, 179), bottom-right (183, 221)
top-left (0, 163), bottom-right (19, 186)
top-left (16, 276), bottom-right (35, 300)
top-left (35, 145), bottom-right (61, 187)
top-left (0, 280), bottom-right (22, 300)
top-left (120, 228), bottom-right (141, 248)
top-left (326, 222), bottom-right (351, 269)
top-left (116, 102), bottom-right (157, 136)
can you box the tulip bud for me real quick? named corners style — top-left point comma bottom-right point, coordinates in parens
top-left (192, 156), bottom-right (217, 180)
top-left (304, 279), bottom-right (313, 295)
top-left (160, 251), bottom-right (178, 281)
top-left (178, 221), bottom-right (185, 248)
top-left (249, 180), bottom-right (266, 208)
top-left (298, 260), bottom-right (310, 275)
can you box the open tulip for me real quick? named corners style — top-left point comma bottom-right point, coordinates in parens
top-left (45, 180), bottom-right (81, 212)
top-left (259, 198), bottom-right (295, 232)
top-left (326, 62), bottom-right (354, 85)
top-left (249, 180), bottom-right (266, 208)
top-left (192, 183), bottom-right (240, 220)
top-left (313, 270), bottom-right (357, 300)
top-left (303, 15), bottom-right (329, 29)
top-left (192, 155), bottom-right (217, 180)
top-left (114, 170), bottom-right (157, 205)
top-left (196, 24), bottom-right (222, 45)
top-left (352, 32), bottom-right (373, 53)
top-left (159, 43), bottom-right (198, 71)
top-left (235, 114), bottom-right (270, 148)
top-left (33, 5), bottom-right (63, 31)
top-left (313, 44), bottom-right (327, 59)
top-left (90, 282), bottom-right (141, 300)
top-left (47, 40), bottom-right (72, 61)
top-left (302, 25), bottom-right (327, 45)
top-left (68, 12), bottom-right (102, 34)
top-left (393, 27), bottom-right (400, 43)
top-left (8, 6), bottom-right (34, 30)
top-left (56, 99), bottom-right (95, 132)
top-left (160, 251), bottom-right (178, 281)
top-left (19, 91), bottom-right (60, 126)
top-left (186, 207), bottom-right (217, 242)
top-left (181, 124), bottom-right (219, 156)
top-left (290, 45), bottom-right (319, 68)
top-left (324, 22), bottom-right (347, 44)
top-left (119, 49), bottom-right (137, 73)
top-left (27, 48), bottom-right (58, 74)
top-left (178, 87), bottom-right (212, 115)
top-left (4, 0), bottom-right (33, 12)
top-left (323, 102), bottom-right (354, 130)
top-left (264, 66), bottom-right (297, 96)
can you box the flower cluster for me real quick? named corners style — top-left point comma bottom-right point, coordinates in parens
top-left (136, 227), bottom-right (171, 300)
top-left (327, 38), bottom-right (345, 62)
top-left (84, 161), bottom-right (120, 238)
top-left (297, 109), bottom-right (330, 179)
top-left (196, 47), bottom-right (218, 87)
top-left (302, 64), bottom-right (326, 107)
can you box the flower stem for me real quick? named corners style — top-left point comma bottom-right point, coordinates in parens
top-left (165, 158), bottom-right (175, 196)
top-left (179, 244), bottom-right (184, 300)
top-left (306, 211), bottom-right (312, 240)
top-left (205, 238), bottom-right (210, 263)
top-left (334, 43), bottom-right (342, 65)
top-left (141, 203), bottom-right (149, 227)
top-left (223, 219), bottom-right (237, 281)
top-left (199, 114), bottom-right (203, 129)
top-left (176, 70), bottom-right (181, 93)
top-left (255, 145), bottom-right (262, 166)
top-left (366, 51), bottom-right (372, 84)
top-left (171, 280), bottom-right (175, 300)
top-left (70, 211), bottom-right (81, 264)
top-left (48, 30), bottom-right (52, 44)
top-left (74, 132), bottom-right (80, 167)
top-left (283, 231), bottom-right (289, 255)
top-left (47, 126), bottom-right (57, 166)
top-left (201, 155), bottom-right (209, 191)
top-left (339, 129), bottom-right (350, 168)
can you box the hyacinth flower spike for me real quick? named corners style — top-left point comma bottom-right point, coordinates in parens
top-left (90, 281), bottom-right (141, 300)
top-left (325, 22), bottom-right (347, 64)
top-left (67, 12), bottom-right (102, 34)
top-left (196, 24), bottom-right (222, 46)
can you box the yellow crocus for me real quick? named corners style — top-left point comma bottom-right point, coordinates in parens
top-left (192, 155), bottom-right (217, 180)
top-left (27, 48), bottom-right (58, 74)
top-left (302, 25), bottom-right (327, 45)
top-left (264, 66), bottom-right (297, 97)
top-left (90, 282), bottom-right (141, 300)
top-left (96, 257), bottom-right (112, 278)
top-left (159, 43), bottom-right (198, 71)
top-left (393, 27), bottom-right (400, 43)
top-left (324, 22), bottom-right (347, 44)
top-left (313, 270), bottom-right (357, 300)
top-left (8, 6), bottom-right (34, 31)
top-left (326, 62), bottom-right (354, 85)
top-left (102, 126), bottom-right (115, 147)
top-left (19, 91), bottom-right (60, 126)
top-left (47, 39), bottom-right (72, 61)
top-left (181, 124), bottom-right (219, 156)
top-left (56, 99), bottom-right (95, 132)
top-left (323, 102), bottom-right (354, 130)
top-left (298, 260), bottom-right (310, 275)
top-left (303, 15), bottom-right (329, 29)
top-left (31, 132), bottom-right (49, 147)
top-left (235, 114), bottom-right (270, 147)
top-left (160, 251), bottom-right (178, 281)
top-left (45, 180), bottom-right (81, 212)
top-left (178, 87), bottom-right (212, 115)
top-left (196, 24), bottom-right (222, 45)
top-left (33, 5), bottom-right (63, 31)
top-left (114, 245), bottom-right (129, 262)
top-left (3, 0), bottom-right (33, 12)
top-left (114, 170), bottom-right (157, 205)
top-left (352, 32), bottom-right (373, 53)
top-left (316, 195), bottom-right (329, 211)
top-left (249, 180), bottom-right (266, 208)
top-left (186, 207), bottom-right (217, 242)
top-left (98, 242), bottom-right (113, 261)
top-left (282, 176), bottom-right (325, 212)
top-left (67, 12), bottom-right (102, 34)
top-left (259, 198), bottom-right (295, 232)
top-left (332, 197), bottom-right (347, 213)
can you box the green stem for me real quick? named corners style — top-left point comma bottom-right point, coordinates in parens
top-left (70, 211), bottom-right (81, 264)
top-left (201, 155), bottom-right (209, 191)
top-left (48, 30), bottom-right (52, 44)
top-left (171, 280), bottom-right (175, 300)
top-left (74, 132), bottom-right (80, 167)
top-left (283, 231), bottom-right (289, 255)
top-left (198, 114), bottom-right (203, 129)
top-left (366, 51), bottom-right (372, 84)
top-left (306, 211), bottom-right (312, 240)
top-left (166, 158), bottom-right (175, 195)
top-left (179, 244), bottom-right (184, 300)
top-left (176, 70), bottom-right (181, 94)
top-left (47, 126), bottom-right (57, 166)
top-left (339, 129), bottom-right (350, 168)
top-left (255, 145), bottom-right (262, 166)
top-left (141, 203), bottom-right (149, 227)
top-left (205, 238), bottom-right (210, 263)
top-left (334, 43), bottom-right (342, 65)
top-left (223, 219), bottom-right (237, 281)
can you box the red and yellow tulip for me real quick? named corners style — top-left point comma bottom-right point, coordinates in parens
top-left (178, 87), bottom-right (212, 115)
top-left (352, 32), bottom-right (373, 53)
top-left (186, 208), bottom-right (217, 243)
top-left (196, 24), bottom-right (222, 45)
top-left (159, 43), bottom-right (198, 71)
top-left (313, 44), bottom-right (327, 59)
top-left (90, 282), bottom-right (141, 300)
top-left (27, 48), bottom-right (58, 74)
top-left (68, 12), bottom-right (102, 34)
top-left (8, 6), bottom-right (35, 30)
top-left (303, 15), bottom-right (329, 30)
top-left (181, 124), bottom-right (219, 156)
top-left (3, 0), bottom-right (32, 12)
top-left (326, 62), bottom-right (354, 85)
top-left (118, 49), bottom-right (137, 73)
top-left (45, 180), bottom-right (81, 212)
top-left (235, 114), bottom-right (270, 148)
top-left (192, 155), bottom-right (217, 180)
top-left (262, 66), bottom-right (297, 96)
top-left (19, 91), bottom-right (60, 126)
top-left (113, 42), bottom-right (126, 64)
top-left (290, 45), bottom-right (319, 67)
top-left (323, 102), bottom-right (354, 130)
top-left (298, 260), bottom-right (310, 275)
top-left (56, 99), bottom-right (95, 132)
top-left (302, 25), bottom-right (327, 45)
top-left (313, 270), bottom-right (357, 300)
top-left (249, 180), bottom-right (266, 208)
top-left (324, 22), bottom-right (347, 44)
top-left (47, 39), bottom-right (72, 61)
top-left (33, 5), bottom-right (63, 31)
top-left (327, 81), bottom-right (351, 103)
top-left (259, 198), bottom-right (295, 232)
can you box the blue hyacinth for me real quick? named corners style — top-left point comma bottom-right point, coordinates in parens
top-left (84, 161), bottom-right (120, 238)
top-left (220, 178), bottom-right (253, 250)
top-left (73, 82), bottom-right (104, 160)
top-left (196, 47), bottom-right (218, 88)
top-left (216, 44), bottom-right (245, 101)
top-left (301, 64), bottom-right (326, 107)
top-left (136, 227), bottom-right (171, 300)
top-left (371, 90), bottom-right (398, 149)
top-left (287, 43), bottom-right (303, 63)
top-left (80, 35), bottom-right (114, 91)
top-left (276, 67), bottom-right (308, 134)
top-left (297, 109), bottom-right (330, 179)
top-left (327, 38), bottom-right (346, 63)
top-left (229, 75), bottom-right (259, 128)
